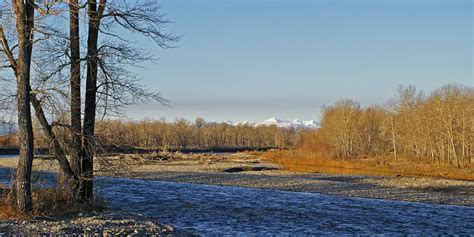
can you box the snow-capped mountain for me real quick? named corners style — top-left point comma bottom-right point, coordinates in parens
top-left (226, 118), bottom-right (320, 129)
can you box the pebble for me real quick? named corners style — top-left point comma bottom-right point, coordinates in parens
top-left (0, 211), bottom-right (175, 235)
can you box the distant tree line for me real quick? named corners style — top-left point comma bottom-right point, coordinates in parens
top-left (91, 118), bottom-right (302, 150)
top-left (2, 118), bottom-right (304, 151)
top-left (318, 84), bottom-right (473, 168)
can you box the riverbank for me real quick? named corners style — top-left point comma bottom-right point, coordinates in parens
top-left (0, 211), bottom-right (176, 236)
top-left (0, 152), bottom-right (472, 206)
top-left (0, 183), bottom-right (179, 236)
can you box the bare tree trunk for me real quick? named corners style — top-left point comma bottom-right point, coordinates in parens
top-left (30, 95), bottom-right (78, 184)
top-left (13, 0), bottom-right (35, 213)
top-left (69, 0), bottom-right (83, 176)
top-left (390, 115), bottom-right (397, 160)
top-left (80, 0), bottom-right (106, 201)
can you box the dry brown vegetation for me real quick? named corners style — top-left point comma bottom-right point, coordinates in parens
top-left (92, 118), bottom-right (302, 150)
top-left (2, 118), bottom-right (303, 151)
top-left (0, 184), bottom-right (106, 220)
top-left (267, 149), bottom-right (474, 181)
top-left (0, 185), bottom-right (26, 220)
top-left (266, 84), bottom-right (474, 180)
top-left (0, 135), bottom-right (17, 149)
top-left (4, 118), bottom-right (303, 152)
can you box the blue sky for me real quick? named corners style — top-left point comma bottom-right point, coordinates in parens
top-left (124, 0), bottom-right (473, 122)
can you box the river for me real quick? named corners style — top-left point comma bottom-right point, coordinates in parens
top-left (1, 167), bottom-right (473, 235)
top-left (97, 177), bottom-right (473, 235)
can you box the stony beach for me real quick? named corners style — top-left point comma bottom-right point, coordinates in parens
top-left (0, 212), bottom-right (177, 236)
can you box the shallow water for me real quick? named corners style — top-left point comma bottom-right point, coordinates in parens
top-left (96, 177), bottom-right (474, 235)
top-left (1, 167), bottom-right (473, 235)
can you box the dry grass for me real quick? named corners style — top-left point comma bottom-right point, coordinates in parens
top-left (0, 184), bottom-right (106, 221)
top-left (0, 135), bottom-right (17, 148)
top-left (0, 203), bottom-right (26, 220)
top-left (0, 184), bottom-right (26, 220)
top-left (264, 131), bottom-right (474, 181)
top-left (264, 148), bottom-right (474, 181)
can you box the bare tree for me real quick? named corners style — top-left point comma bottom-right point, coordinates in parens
top-left (315, 84), bottom-right (473, 168)
top-left (94, 118), bottom-right (302, 151)
top-left (2, 0), bottom-right (177, 204)
top-left (31, 0), bottom-right (175, 201)
top-left (0, 0), bottom-right (36, 213)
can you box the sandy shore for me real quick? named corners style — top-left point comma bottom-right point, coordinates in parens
top-left (0, 152), bottom-right (473, 206)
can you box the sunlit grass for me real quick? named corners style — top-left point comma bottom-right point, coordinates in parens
top-left (264, 149), bottom-right (474, 181)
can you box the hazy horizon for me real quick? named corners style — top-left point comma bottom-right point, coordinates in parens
top-left (122, 0), bottom-right (472, 122)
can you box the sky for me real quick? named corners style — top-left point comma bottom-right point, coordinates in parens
top-left (124, 0), bottom-right (473, 123)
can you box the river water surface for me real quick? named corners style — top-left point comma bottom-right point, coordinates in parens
top-left (96, 177), bottom-right (474, 235)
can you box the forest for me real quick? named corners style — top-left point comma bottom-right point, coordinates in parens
top-left (269, 84), bottom-right (473, 174)
top-left (320, 84), bottom-right (473, 167)
top-left (0, 118), bottom-right (302, 151)
top-left (40, 118), bottom-right (302, 151)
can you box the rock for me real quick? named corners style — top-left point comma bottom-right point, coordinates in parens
top-left (162, 225), bottom-right (175, 233)
top-left (0, 211), bottom-right (176, 236)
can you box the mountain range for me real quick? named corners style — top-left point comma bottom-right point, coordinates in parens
top-left (225, 118), bottom-right (320, 129)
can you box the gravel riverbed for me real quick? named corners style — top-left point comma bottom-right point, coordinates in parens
top-left (129, 168), bottom-right (474, 206)
top-left (0, 152), bottom-right (473, 206)
top-left (122, 153), bottom-right (474, 206)
top-left (0, 211), bottom-right (177, 236)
